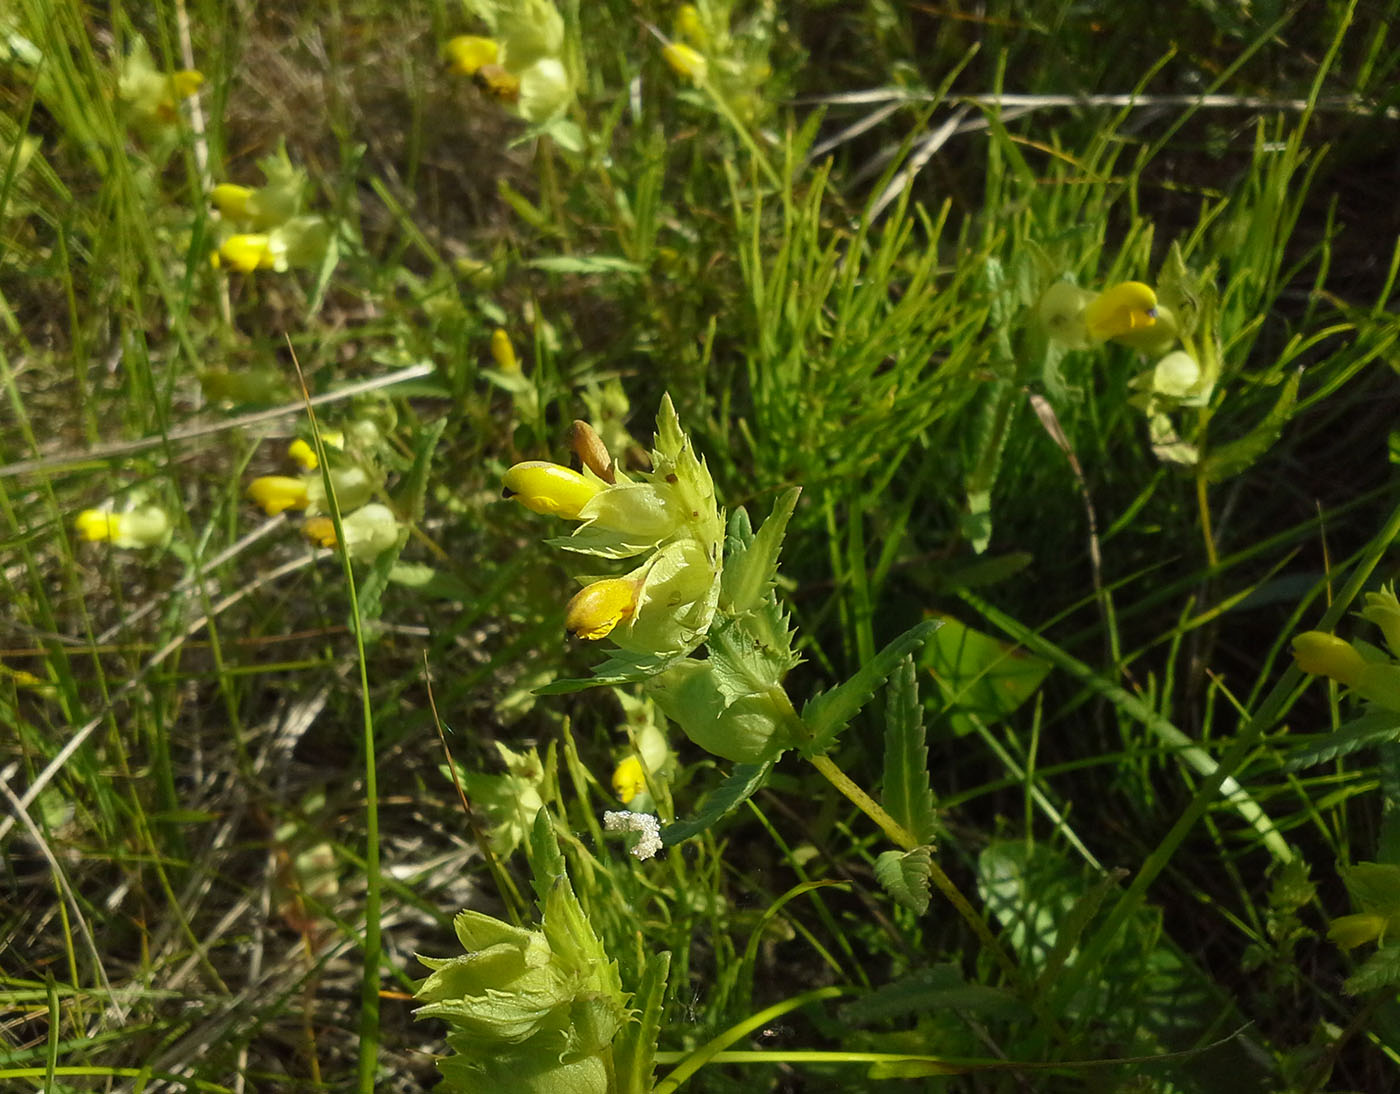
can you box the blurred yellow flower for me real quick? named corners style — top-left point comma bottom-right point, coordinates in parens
top-left (75, 506), bottom-right (171, 549)
top-left (288, 438), bottom-right (319, 471)
top-left (662, 42), bottom-right (707, 82)
top-left (248, 475), bottom-right (311, 516)
top-left (219, 233), bottom-right (283, 273)
top-left (211, 183), bottom-right (255, 220)
top-left (491, 328), bottom-right (519, 373)
top-left (1292, 631), bottom-right (1368, 689)
top-left (611, 755), bottom-right (646, 804)
top-left (1083, 281), bottom-right (1158, 342)
top-left (446, 35), bottom-right (500, 76)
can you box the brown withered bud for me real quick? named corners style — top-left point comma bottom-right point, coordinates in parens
top-left (569, 419), bottom-right (616, 484)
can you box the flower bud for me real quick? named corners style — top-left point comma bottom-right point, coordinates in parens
top-left (503, 461), bottom-right (602, 519)
top-left (1292, 631), bottom-right (1368, 688)
top-left (490, 328), bottom-right (519, 373)
top-left (569, 419), bottom-right (615, 484)
top-left (663, 43), bottom-right (708, 82)
top-left (248, 475), bottom-right (310, 516)
top-left (564, 578), bottom-right (639, 640)
top-left (211, 183), bottom-right (254, 220)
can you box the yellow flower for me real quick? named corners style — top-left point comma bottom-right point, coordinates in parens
top-left (219, 233), bottom-right (282, 273)
top-left (1083, 281), bottom-right (1158, 342)
top-left (503, 461), bottom-right (603, 519)
top-left (75, 506), bottom-right (171, 549)
top-left (169, 70), bottom-right (204, 99)
top-left (675, 4), bottom-right (709, 49)
top-left (564, 578), bottom-right (639, 640)
top-left (662, 43), bottom-right (707, 82)
top-left (1292, 631), bottom-right (1369, 689)
top-left (611, 755), bottom-right (647, 804)
top-left (491, 328), bottom-right (519, 373)
top-left (287, 438), bottom-right (319, 471)
top-left (248, 475), bottom-right (311, 516)
top-left (302, 516), bottom-right (338, 548)
top-left (446, 35), bottom-right (500, 76)
top-left (211, 183), bottom-right (255, 220)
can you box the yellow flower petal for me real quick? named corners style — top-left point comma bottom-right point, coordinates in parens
top-left (301, 516), bottom-right (338, 548)
top-left (211, 183), bottom-right (254, 220)
top-left (75, 510), bottom-right (123, 542)
top-left (611, 755), bottom-right (646, 804)
top-left (446, 35), bottom-right (499, 76)
top-left (287, 438), bottom-right (319, 471)
top-left (491, 328), bottom-right (519, 373)
top-left (247, 475), bottom-right (311, 516)
top-left (564, 578), bottom-right (639, 640)
top-left (502, 461), bottom-right (602, 519)
top-left (219, 234), bottom-right (276, 273)
top-left (1083, 281), bottom-right (1158, 342)
top-left (169, 70), bottom-right (204, 98)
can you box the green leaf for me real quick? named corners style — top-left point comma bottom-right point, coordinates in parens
top-left (881, 657), bottom-right (937, 844)
top-left (528, 255), bottom-right (643, 276)
top-left (1201, 367), bottom-right (1302, 483)
top-left (612, 950), bottom-right (671, 1094)
top-left (801, 621), bottom-right (939, 754)
top-left (1345, 944), bottom-right (1400, 995)
top-left (706, 616), bottom-right (792, 702)
top-left (721, 489), bottom-right (799, 616)
top-left (534, 651), bottom-right (682, 694)
top-left (661, 761), bottom-right (774, 847)
top-left (1286, 708), bottom-right (1400, 769)
top-left (921, 614), bottom-right (1050, 737)
top-left (841, 965), bottom-right (1025, 1026)
top-left (875, 847), bottom-right (933, 915)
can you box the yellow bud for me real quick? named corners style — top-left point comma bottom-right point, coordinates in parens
top-left (564, 578), bottom-right (639, 640)
top-left (1292, 631), bottom-right (1368, 688)
top-left (491, 328), bottom-right (519, 373)
top-left (1084, 281), bottom-right (1158, 343)
top-left (569, 420), bottom-right (615, 484)
top-left (211, 183), bottom-right (254, 220)
top-left (611, 755), bottom-right (647, 804)
top-left (247, 475), bottom-right (311, 516)
top-left (287, 438), bottom-right (319, 471)
top-left (662, 42), bottom-right (708, 82)
top-left (219, 233), bottom-right (277, 273)
top-left (502, 461), bottom-right (602, 519)
top-left (446, 35), bottom-right (499, 76)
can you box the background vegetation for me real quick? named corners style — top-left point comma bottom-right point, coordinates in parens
top-left (4, 0), bottom-right (1400, 1090)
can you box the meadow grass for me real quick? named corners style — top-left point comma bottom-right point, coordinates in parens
top-left (4, 0), bottom-right (1400, 1090)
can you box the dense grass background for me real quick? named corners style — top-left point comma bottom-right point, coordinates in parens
top-left (5, 0), bottom-right (1400, 1090)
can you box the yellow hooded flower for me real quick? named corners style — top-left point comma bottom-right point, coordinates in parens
top-left (491, 328), bottom-right (519, 373)
top-left (1083, 281), bottom-right (1158, 342)
top-left (564, 578), bottom-right (640, 640)
top-left (662, 42), bottom-right (707, 82)
top-left (446, 35), bottom-right (500, 76)
top-left (288, 438), bottom-right (319, 471)
top-left (247, 475), bottom-right (311, 516)
top-left (219, 233), bottom-right (285, 273)
top-left (611, 755), bottom-right (647, 804)
top-left (210, 183), bottom-right (255, 220)
top-left (503, 461), bottom-right (603, 519)
top-left (1292, 631), bottom-right (1369, 689)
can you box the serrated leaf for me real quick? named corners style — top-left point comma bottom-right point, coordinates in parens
top-left (612, 950), bottom-right (671, 1094)
top-left (1286, 708), bottom-right (1400, 769)
top-left (842, 965), bottom-right (1026, 1026)
top-left (1202, 368), bottom-right (1302, 483)
top-left (875, 847), bottom-right (932, 915)
top-left (882, 657), bottom-right (937, 844)
top-left (722, 489), bottom-right (800, 616)
top-left (661, 761), bottom-right (773, 846)
top-left (802, 621), bottom-right (939, 754)
top-left (707, 616), bottom-right (792, 702)
top-left (1344, 943), bottom-right (1400, 994)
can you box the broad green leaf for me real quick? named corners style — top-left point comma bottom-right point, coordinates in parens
top-left (661, 761), bottom-right (774, 847)
top-left (1345, 944), bottom-right (1400, 995)
top-left (921, 614), bottom-right (1050, 737)
top-left (801, 621), bottom-right (939, 754)
top-left (881, 656), bottom-right (937, 844)
top-left (875, 847), bottom-right (932, 915)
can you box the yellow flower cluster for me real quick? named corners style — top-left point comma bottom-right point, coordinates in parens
top-left (210, 146), bottom-right (330, 274)
top-left (502, 396), bottom-right (722, 658)
top-left (246, 438), bottom-right (401, 563)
